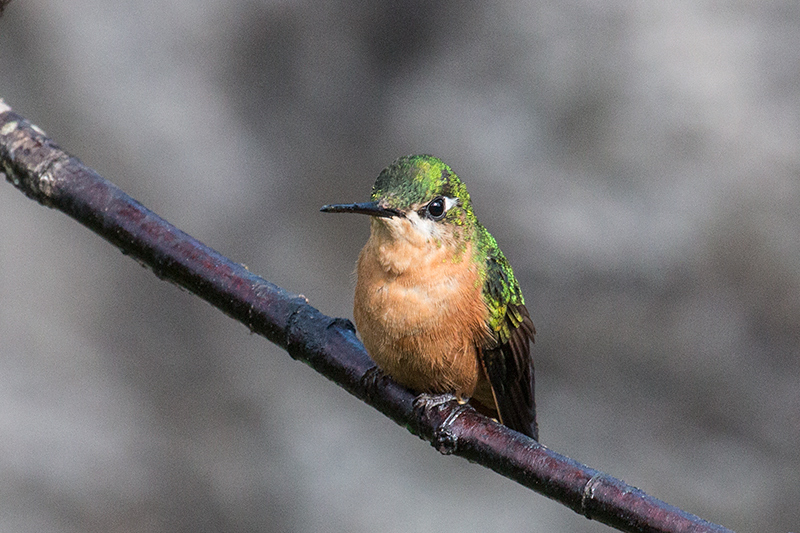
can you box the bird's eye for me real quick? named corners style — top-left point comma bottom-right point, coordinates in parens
top-left (426, 197), bottom-right (446, 220)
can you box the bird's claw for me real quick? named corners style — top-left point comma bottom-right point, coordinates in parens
top-left (413, 392), bottom-right (471, 455)
top-left (412, 392), bottom-right (461, 413)
top-left (361, 366), bottom-right (388, 402)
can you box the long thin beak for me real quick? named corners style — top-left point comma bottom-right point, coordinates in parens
top-left (320, 201), bottom-right (404, 218)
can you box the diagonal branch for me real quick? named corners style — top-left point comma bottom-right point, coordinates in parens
top-left (0, 99), bottom-right (734, 533)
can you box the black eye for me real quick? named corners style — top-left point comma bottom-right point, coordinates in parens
top-left (426, 197), bottom-right (446, 220)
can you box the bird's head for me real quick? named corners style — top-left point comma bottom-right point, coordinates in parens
top-left (321, 155), bottom-right (477, 244)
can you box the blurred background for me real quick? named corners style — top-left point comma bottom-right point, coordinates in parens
top-left (1, 1), bottom-right (799, 531)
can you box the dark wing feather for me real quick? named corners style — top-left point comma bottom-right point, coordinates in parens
top-left (479, 255), bottom-right (538, 440)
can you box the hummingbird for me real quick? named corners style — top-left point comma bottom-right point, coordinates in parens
top-left (321, 155), bottom-right (537, 440)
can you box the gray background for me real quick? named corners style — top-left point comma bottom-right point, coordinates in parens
top-left (2, 2), bottom-right (799, 532)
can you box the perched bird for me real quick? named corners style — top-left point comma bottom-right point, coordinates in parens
top-left (321, 155), bottom-right (537, 440)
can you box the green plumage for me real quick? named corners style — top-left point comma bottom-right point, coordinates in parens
top-left (373, 155), bottom-right (537, 439)
top-left (372, 155), bottom-right (527, 335)
top-left (324, 154), bottom-right (538, 440)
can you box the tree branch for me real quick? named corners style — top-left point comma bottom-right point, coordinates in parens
top-left (0, 99), bottom-right (734, 533)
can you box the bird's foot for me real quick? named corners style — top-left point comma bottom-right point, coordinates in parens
top-left (413, 392), bottom-right (470, 455)
top-left (361, 366), bottom-right (389, 403)
top-left (412, 392), bottom-right (462, 411)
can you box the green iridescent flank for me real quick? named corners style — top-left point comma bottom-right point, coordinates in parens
top-left (371, 155), bottom-right (525, 343)
top-left (478, 224), bottom-right (526, 345)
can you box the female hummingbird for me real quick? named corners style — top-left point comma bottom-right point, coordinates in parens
top-left (321, 155), bottom-right (537, 440)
